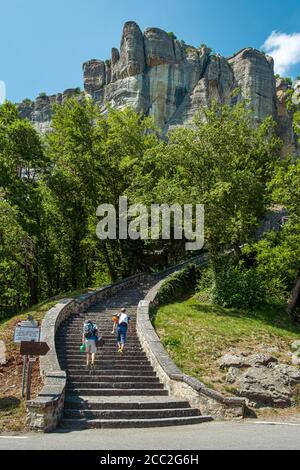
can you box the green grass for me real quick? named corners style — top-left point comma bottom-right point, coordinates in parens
top-left (153, 294), bottom-right (300, 392)
top-left (0, 288), bottom-right (94, 349)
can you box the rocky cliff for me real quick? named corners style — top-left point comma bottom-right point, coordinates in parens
top-left (18, 21), bottom-right (299, 155)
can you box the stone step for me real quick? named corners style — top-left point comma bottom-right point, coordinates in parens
top-left (66, 370), bottom-right (156, 377)
top-left (56, 333), bottom-right (137, 340)
top-left (64, 396), bottom-right (191, 410)
top-left (66, 389), bottom-right (169, 397)
top-left (57, 347), bottom-right (144, 352)
top-left (55, 334), bottom-right (141, 346)
top-left (63, 366), bottom-right (155, 373)
top-left (62, 321), bottom-right (136, 325)
top-left (67, 376), bottom-right (160, 383)
top-left (63, 408), bottom-right (200, 420)
top-left (60, 356), bottom-right (151, 369)
top-left (56, 341), bottom-right (143, 353)
top-left (60, 318), bottom-right (137, 323)
top-left (67, 382), bottom-right (164, 389)
top-left (60, 415), bottom-right (213, 429)
top-left (56, 340), bottom-right (143, 352)
top-left (59, 354), bottom-right (148, 360)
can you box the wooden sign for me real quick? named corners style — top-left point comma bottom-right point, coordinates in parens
top-left (20, 341), bottom-right (50, 356)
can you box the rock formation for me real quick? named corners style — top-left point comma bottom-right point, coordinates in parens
top-left (220, 350), bottom-right (300, 408)
top-left (17, 21), bottom-right (299, 156)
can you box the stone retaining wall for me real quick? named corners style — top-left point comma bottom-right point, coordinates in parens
top-left (137, 276), bottom-right (246, 421)
top-left (26, 273), bottom-right (147, 432)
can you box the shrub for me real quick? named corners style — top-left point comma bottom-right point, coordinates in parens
top-left (197, 259), bottom-right (265, 309)
top-left (156, 264), bottom-right (200, 306)
top-left (167, 32), bottom-right (177, 41)
top-left (283, 77), bottom-right (293, 87)
top-left (211, 263), bottom-right (265, 309)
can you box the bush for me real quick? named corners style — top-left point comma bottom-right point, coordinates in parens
top-left (167, 32), bottom-right (177, 41)
top-left (212, 264), bottom-right (265, 309)
top-left (197, 259), bottom-right (265, 309)
top-left (283, 77), bottom-right (293, 87)
top-left (156, 264), bottom-right (200, 306)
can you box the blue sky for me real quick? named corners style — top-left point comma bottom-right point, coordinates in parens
top-left (1, 0), bottom-right (300, 102)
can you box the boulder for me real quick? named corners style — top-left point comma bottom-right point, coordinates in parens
top-left (219, 353), bottom-right (248, 369)
top-left (225, 367), bottom-right (242, 384)
top-left (273, 364), bottom-right (300, 385)
top-left (219, 352), bottom-right (277, 369)
top-left (292, 354), bottom-right (300, 366)
top-left (247, 353), bottom-right (278, 367)
top-left (236, 364), bottom-right (300, 408)
top-left (292, 340), bottom-right (300, 351)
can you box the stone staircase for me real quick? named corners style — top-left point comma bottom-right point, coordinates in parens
top-left (55, 277), bottom-right (213, 428)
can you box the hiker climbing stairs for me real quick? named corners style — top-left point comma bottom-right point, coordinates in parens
top-left (55, 276), bottom-right (212, 428)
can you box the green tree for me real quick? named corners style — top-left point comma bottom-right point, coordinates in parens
top-left (45, 98), bottom-right (158, 285)
top-left (131, 101), bottom-right (281, 270)
top-left (0, 102), bottom-right (45, 306)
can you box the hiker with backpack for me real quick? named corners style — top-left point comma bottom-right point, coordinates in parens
top-left (116, 308), bottom-right (131, 354)
top-left (82, 320), bottom-right (98, 368)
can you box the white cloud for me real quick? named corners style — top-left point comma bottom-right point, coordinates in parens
top-left (0, 81), bottom-right (6, 105)
top-left (262, 31), bottom-right (300, 76)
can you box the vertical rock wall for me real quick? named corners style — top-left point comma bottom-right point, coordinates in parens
top-left (17, 21), bottom-right (299, 155)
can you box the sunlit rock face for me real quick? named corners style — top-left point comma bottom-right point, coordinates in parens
top-left (276, 78), bottom-right (298, 157)
top-left (18, 21), bottom-right (298, 156)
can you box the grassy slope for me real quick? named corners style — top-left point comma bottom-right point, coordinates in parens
top-left (0, 289), bottom-right (93, 433)
top-left (154, 294), bottom-right (300, 395)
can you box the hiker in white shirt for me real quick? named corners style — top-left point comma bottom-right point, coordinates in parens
top-left (116, 308), bottom-right (130, 354)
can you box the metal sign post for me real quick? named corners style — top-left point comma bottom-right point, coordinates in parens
top-left (26, 357), bottom-right (32, 400)
top-left (21, 355), bottom-right (27, 399)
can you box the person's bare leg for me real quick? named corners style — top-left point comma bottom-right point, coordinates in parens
top-left (86, 352), bottom-right (90, 367)
top-left (91, 353), bottom-right (96, 366)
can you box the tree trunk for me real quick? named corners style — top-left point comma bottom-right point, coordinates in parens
top-left (287, 275), bottom-right (300, 318)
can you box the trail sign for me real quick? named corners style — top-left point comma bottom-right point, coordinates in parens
top-left (14, 326), bottom-right (40, 343)
top-left (20, 341), bottom-right (50, 356)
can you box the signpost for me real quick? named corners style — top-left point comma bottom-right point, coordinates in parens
top-left (19, 342), bottom-right (50, 400)
top-left (20, 342), bottom-right (50, 356)
top-left (14, 316), bottom-right (49, 400)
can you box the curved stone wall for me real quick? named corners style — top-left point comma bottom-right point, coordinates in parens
top-left (137, 271), bottom-right (246, 420)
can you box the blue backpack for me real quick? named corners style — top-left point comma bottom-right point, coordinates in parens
top-left (84, 321), bottom-right (97, 339)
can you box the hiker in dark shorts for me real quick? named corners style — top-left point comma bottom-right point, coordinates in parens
top-left (82, 320), bottom-right (98, 368)
top-left (116, 308), bottom-right (130, 354)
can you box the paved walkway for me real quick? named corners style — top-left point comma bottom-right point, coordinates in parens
top-left (1, 420), bottom-right (300, 450)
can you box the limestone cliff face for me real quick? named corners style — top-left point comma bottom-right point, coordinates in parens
top-left (18, 88), bottom-right (81, 133)
top-left (18, 21), bottom-right (298, 155)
